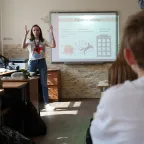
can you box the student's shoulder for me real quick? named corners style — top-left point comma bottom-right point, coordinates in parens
top-left (107, 80), bottom-right (132, 93)
top-left (101, 80), bottom-right (131, 103)
top-left (106, 83), bottom-right (124, 94)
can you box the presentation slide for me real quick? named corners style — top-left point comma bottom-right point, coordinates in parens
top-left (51, 12), bottom-right (119, 63)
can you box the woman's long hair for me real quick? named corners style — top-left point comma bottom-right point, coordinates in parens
top-left (30, 24), bottom-right (44, 42)
top-left (108, 45), bottom-right (137, 86)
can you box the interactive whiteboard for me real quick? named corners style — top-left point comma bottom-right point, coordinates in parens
top-left (50, 11), bottom-right (119, 64)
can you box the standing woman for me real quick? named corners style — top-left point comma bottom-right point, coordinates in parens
top-left (22, 24), bottom-right (56, 110)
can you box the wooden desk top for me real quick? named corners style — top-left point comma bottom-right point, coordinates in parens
top-left (97, 80), bottom-right (109, 88)
top-left (2, 82), bottom-right (28, 89)
top-left (1, 76), bottom-right (39, 82)
top-left (0, 69), bottom-right (59, 76)
top-left (48, 69), bottom-right (60, 72)
top-left (0, 70), bottom-right (17, 76)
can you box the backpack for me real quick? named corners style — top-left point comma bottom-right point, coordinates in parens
top-left (3, 101), bottom-right (47, 138)
top-left (22, 101), bottom-right (47, 138)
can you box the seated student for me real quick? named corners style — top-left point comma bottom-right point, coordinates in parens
top-left (86, 43), bottom-right (137, 144)
top-left (108, 47), bottom-right (137, 86)
top-left (90, 10), bottom-right (144, 144)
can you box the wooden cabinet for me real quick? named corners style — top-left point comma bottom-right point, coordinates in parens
top-left (47, 69), bottom-right (61, 102)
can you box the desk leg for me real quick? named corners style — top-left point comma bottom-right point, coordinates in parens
top-left (100, 87), bottom-right (108, 97)
top-left (100, 87), bottom-right (104, 97)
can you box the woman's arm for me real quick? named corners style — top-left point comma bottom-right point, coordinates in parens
top-left (22, 34), bottom-right (29, 49)
top-left (22, 25), bottom-right (29, 49)
top-left (45, 25), bottom-right (56, 48)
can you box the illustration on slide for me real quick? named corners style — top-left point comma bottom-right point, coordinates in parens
top-left (63, 45), bottom-right (74, 55)
top-left (75, 40), bottom-right (94, 55)
top-left (96, 35), bottom-right (111, 57)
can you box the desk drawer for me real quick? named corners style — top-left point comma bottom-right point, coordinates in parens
top-left (47, 72), bottom-right (59, 85)
top-left (48, 86), bottom-right (58, 100)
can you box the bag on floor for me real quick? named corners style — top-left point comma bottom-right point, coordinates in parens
top-left (1, 90), bottom-right (23, 133)
top-left (22, 101), bottom-right (47, 138)
top-left (1, 90), bottom-right (22, 110)
top-left (3, 103), bottom-right (23, 133)
top-left (0, 126), bottom-right (34, 144)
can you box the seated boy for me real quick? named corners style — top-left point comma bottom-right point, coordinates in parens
top-left (90, 10), bottom-right (144, 144)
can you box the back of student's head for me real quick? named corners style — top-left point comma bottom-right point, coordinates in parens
top-left (122, 10), bottom-right (144, 69)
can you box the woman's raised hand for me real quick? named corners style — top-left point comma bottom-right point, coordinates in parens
top-left (49, 25), bottom-right (53, 34)
top-left (25, 25), bottom-right (29, 36)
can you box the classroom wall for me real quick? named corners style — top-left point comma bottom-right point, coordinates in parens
top-left (0, 0), bottom-right (140, 98)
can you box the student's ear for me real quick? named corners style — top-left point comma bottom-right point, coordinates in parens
top-left (124, 48), bottom-right (136, 66)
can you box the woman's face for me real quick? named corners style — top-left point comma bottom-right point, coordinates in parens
top-left (32, 26), bottom-right (40, 38)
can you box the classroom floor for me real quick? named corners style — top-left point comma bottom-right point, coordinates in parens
top-left (35, 99), bottom-right (99, 144)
